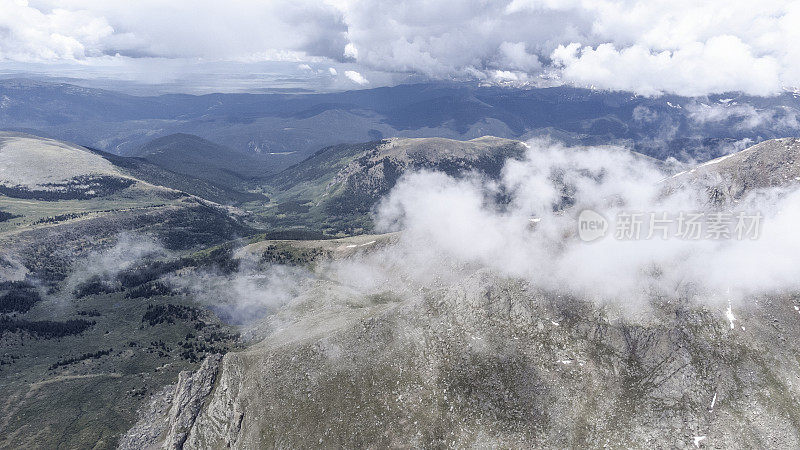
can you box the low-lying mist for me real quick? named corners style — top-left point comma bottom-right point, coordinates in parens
top-left (167, 262), bottom-right (313, 325)
top-left (63, 233), bottom-right (167, 296)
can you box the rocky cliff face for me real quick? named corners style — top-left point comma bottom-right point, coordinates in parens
top-left (123, 270), bottom-right (800, 448)
top-left (118, 354), bottom-right (222, 450)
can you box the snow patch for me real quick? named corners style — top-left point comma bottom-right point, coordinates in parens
top-left (726, 302), bottom-right (736, 330)
top-left (345, 240), bottom-right (377, 249)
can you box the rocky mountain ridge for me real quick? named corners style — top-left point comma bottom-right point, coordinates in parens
top-left (119, 136), bottom-right (800, 448)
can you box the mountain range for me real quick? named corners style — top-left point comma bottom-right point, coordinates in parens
top-left (3, 78), bottom-right (800, 172)
top-left (2, 120), bottom-right (800, 447)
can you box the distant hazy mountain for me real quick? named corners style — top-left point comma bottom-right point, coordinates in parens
top-left (3, 78), bottom-right (800, 171)
top-left (132, 133), bottom-right (271, 188)
top-left (90, 146), bottom-right (265, 205)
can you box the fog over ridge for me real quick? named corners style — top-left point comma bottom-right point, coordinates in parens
top-left (136, 139), bottom-right (800, 327)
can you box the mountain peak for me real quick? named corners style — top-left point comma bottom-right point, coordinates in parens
top-left (667, 137), bottom-right (800, 202)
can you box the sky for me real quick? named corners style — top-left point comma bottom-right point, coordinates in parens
top-left (1, 0), bottom-right (799, 95)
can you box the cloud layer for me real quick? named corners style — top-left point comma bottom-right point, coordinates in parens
top-left (151, 139), bottom-right (800, 326)
top-left (372, 140), bottom-right (800, 308)
top-left (2, 0), bottom-right (799, 95)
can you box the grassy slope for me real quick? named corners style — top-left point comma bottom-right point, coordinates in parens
top-left (0, 133), bottom-right (253, 448)
top-left (0, 238), bottom-right (248, 448)
top-left (0, 290), bottom-right (239, 449)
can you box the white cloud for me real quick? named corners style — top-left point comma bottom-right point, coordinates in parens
top-left (496, 41), bottom-right (541, 72)
top-left (551, 37), bottom-right (783, 97)
top-left (685, 102), bottom-right (800, 130)
top-left (6, 0), bottom-right (348, 61)
top-left (344, 70), bottom-right (369, 85)
top-left (2, 0), bottom-right (800, 96)
top-left (343, 42), bottom-right (358, 59)
top-left (372, 139), bottom-right (800, 306)
top-left (0, 0), bottom-right (113, 61)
